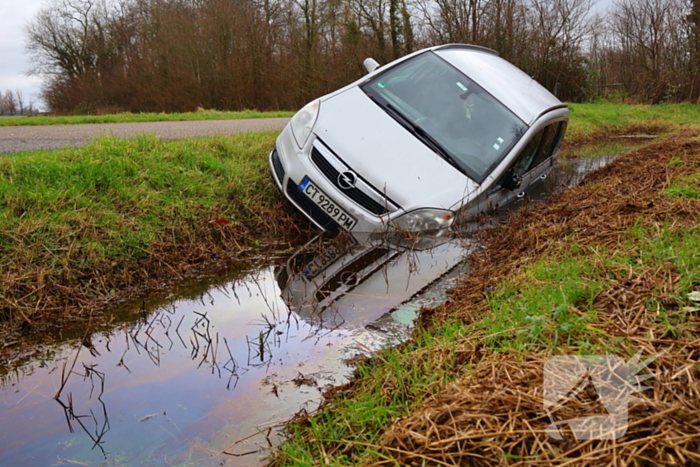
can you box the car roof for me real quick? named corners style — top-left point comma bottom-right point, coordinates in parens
top-left (433, 44), bottom-right (565, 125)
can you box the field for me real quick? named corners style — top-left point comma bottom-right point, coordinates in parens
top-left (566, 102), bottom-right (700, 142)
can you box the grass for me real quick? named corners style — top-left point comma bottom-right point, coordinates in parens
top-left (0, 132), bottom-right (299, 332)
top-left (664, 173), bottom-right (700, 198)
top-left (0, 132), bottom-right (277, 258)
top-left (479, 253), bottom-right (609, 352)
top-left (566, 102), bottom-right (700, 142)
top-left (663, 151), bottom-right (700, 199)
top-left (275, 319), bottom-right (472, 465)
top-left (479, 223), bottom-right (700, 353)
top-left (0, 109), bottom-right (294, 126)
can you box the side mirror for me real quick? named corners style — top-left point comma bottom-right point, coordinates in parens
top-left (363, 58), bottom-right (380, 74)
top-left (500, 169), bottom-right (522, 191)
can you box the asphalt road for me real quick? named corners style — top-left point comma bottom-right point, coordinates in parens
top-left (0, 117), bottom-right (291, 154)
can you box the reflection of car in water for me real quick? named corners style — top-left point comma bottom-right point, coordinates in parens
top-left (275, 233), bottom-right (467, 328)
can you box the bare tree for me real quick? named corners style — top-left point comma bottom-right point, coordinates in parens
top-left (23, 0), bottom-right (698, 113)
top-left (26, 99), bottom-right (37, 115)
top-left (608, 0), bottom-right (690, 102)
top-left (26, 0), bottom-right (100, 78)
top-left (3, 91), bottom-right (18, 115)
top-left (14, 90), bottom-right (25, 115)
top-left (689, 0), bottom-right (700, 102)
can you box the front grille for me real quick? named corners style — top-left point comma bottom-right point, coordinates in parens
top-left (311, 147), bottom-right (389, 216)
top-left (286, 179), bottom-right (340, 231)
top-left (271, 148), bottom-right (285, 184)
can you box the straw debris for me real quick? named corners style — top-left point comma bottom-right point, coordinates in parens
top-left (370, 131), bottom-right (700, 465)
top-left (376, 351), bottom-right (700, 466)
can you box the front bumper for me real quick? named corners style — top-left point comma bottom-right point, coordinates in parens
top-left (269, 125), bottom-right (392, 233)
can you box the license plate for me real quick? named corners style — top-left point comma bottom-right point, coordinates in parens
top-left (301, 236), bottom-right (357, 281)
top-left (298, 177), bottom-right (357, 230)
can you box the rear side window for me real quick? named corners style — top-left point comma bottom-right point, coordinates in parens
top-left (530, 121), bottom-right (566, 169)
top-left (494, 120), bottom-right (566, 190)
top-left (509, 130), bottom-right (543, 178)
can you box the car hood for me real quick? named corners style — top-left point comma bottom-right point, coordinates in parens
top-left (313, 87), bottom-right (478, 212)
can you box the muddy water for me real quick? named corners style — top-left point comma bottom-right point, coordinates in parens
top-left (0, 138), bottom-right (651, 466)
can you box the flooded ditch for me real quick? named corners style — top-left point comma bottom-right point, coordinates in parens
top-left (0, 137), bottom-right (653, 466)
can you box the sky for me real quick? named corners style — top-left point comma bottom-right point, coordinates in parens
top-left (0, 0), bottom-right (47, 110)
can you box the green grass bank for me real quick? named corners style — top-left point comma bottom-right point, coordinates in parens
top-left (0, 109), bottom-right (294, 126)
top-left (566, 102), bottom-right (700, 142)
top-left (0, 132), bottom-right (302, 338)
top-left (271, 128), bottom-right (700, 462)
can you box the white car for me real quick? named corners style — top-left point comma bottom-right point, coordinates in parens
top-left (270, 44), bottom-right (568, 233)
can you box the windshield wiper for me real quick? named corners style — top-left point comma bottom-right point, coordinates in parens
top-left (383, 103), bottom-right (463, 172)
top-left (412, 122), bottom-right (462, 171)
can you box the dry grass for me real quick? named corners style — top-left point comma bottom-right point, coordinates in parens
top-left (373, 132), bottom-right (700, 466)
top-left (376, 351), bottom-right (700, 466)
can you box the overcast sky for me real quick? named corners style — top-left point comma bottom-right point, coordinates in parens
top-left (0, 0), bottom-right (47, 110)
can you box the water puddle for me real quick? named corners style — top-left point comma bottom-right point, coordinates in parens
top-left (0, 137), bottom-right (653, 466)
top-left (1, 234), bottom-right (471, 466)
top-left (556, 137), bottom-right (655, 187)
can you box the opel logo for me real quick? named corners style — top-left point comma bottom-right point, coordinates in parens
top-left (339, 271), bottom-right (360, 287)
top-left (337, 171), bottom-right (358, 190)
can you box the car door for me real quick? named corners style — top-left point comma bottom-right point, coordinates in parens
top-left (482, 120), bottom-right (567, 210)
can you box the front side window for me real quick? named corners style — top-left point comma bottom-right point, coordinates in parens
top-left (361, 52), bottom-right (527, 183)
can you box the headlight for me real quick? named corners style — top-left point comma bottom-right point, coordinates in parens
top-left (290, 100), bottom-right (320, 148)
top-left (391, 209), bottom-right (455, 232)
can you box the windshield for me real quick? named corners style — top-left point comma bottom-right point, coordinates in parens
top-left (361, 51), bottom-right (527, 183)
